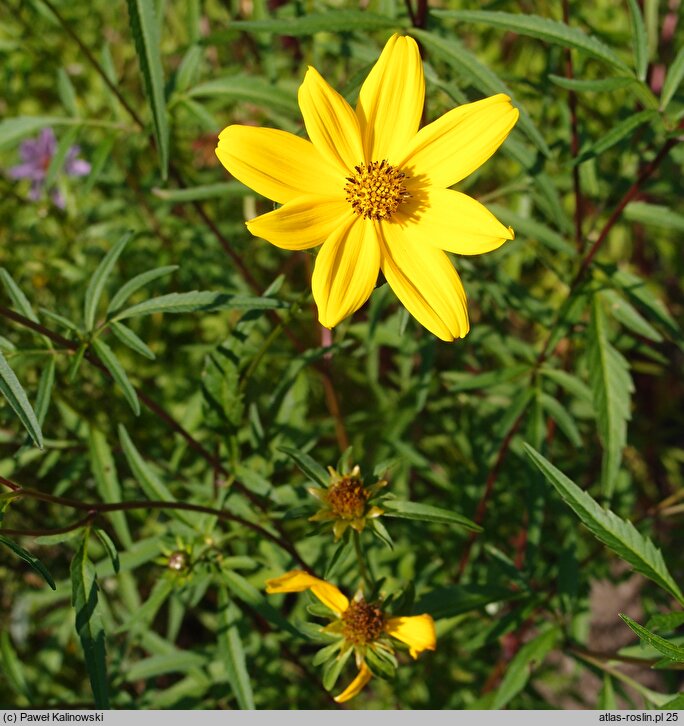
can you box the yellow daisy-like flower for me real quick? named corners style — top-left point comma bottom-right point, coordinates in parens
top-left (266, 569), bottom-right (436, 703)
top-left (308, 465), bottom-right (386, 540)
top-left (216, 34), bottom-right (518, 341)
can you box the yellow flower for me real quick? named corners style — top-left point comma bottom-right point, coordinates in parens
top-left (266, 569), bottom-right (436, 703)
top-left (308, 465), bottom-right (386, 540)
top-left (216, 34), bottom-right (518, 341)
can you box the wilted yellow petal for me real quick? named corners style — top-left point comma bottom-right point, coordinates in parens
top-left (378, 222), bottom-right (469, 342)
top-left (299, 66), bottom-right (365, 175)
top-left (312, 217), bottom-right (381, 329)
top-left (399, 94), bottom-right (518, 188)
top-left (334, 662), bottom-right (372, 703)
top-left (265, 570), bottom-right (349, 615)
top-left (356, 35), bottom-right (424, 164)
top-left (216, 126), bottom-right (342, 204)
top-left (398, 188), bottom-right (514, 255)
top-left (384, 614), bottom-right (436, 658)
top-left (246, 196), bottom-right (349, 250)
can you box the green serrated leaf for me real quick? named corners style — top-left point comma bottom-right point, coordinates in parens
top-left (107, 265), bottom-right (178, 314)
top-left (217, 587), bottom-right (255, 709)
top-left (84, 232), bottom-right (132, 331)
top-left (411, 28), bottom-right (549, 157)
top-left (492, 627), bottom-right (559, 709)
top-left (0, 350), bottom-right (43, 448)
top-left (88, 427), bottom-right (133, 549)
top-left (71, 531), bottom-right (109, 708)
top-left (112, 291), bottom-right (285, 321)
top-left (91, 337), bottom-right (140, 415)
top-left (539, 393), bottom-right (582, 447)
top-left (661, 45), bottom-right (684, 110)
top-left (381, 499), bottom-right (482, 532)
top-left (0, 535), bottom-right (56, 590)
top-left (620, 614), bottom-right (684, 662)
top-left (600, 289), bottom-right (663, 342)
top-left (279, 446), bottom-right (329, 487)
top-left (523, 444), bottom-right (684, 605)
top-left (126, 0), bottom-right (169, 178)
top-left (93, 528), bottom-right (120, 574)
top-left (540, 367), bottom-right (593, 404)
top-left (434, 10), bottom-right (631, 73)
top-left (588, 295), bottom-right (634, 497)
top-left (110, 321), bottom-right (155, 359)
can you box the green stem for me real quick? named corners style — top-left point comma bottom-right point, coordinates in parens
top-left (352, 530), bottom-right (372, 593)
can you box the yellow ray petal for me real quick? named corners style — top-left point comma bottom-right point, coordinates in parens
top-left (265, 570), bottom-right (349, 615)
top-left (216, 125), bottom-right (343, 205)
top-left (334, 662), bottom-right (372, 703)
top-left (312, 217), bottom-right (381, 329)
top-left (246, 196), bottom-right (349, 251)
top-left (384, 614), bottom-right (437, 659)
top-left (399, 94), bottom-right (519, 188)
top-left (378, 222), bottom-right (469, 342)
top-left (397, 188), bottom-right (514, 255)
top-left (298, 66), bottom-right (365, 175)
top-left (356, 35), bottom-right (425, 164)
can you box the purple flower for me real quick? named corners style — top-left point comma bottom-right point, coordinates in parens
top-left (8, 128), bottom-right (91, 208)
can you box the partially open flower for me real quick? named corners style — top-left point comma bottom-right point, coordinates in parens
top-left (266, 569), bottom-right (436, 703)
top-left (308, 465), bottom-right (386, 540)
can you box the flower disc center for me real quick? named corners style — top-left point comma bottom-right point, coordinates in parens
top-left (327, 475), bottom-right (369, 520)
top-left (344, 160), bottom-right (409, 220)
top-left (342, 599), bottom-right (385, 645)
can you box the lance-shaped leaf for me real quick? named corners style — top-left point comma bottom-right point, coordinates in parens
top-left (107, 265), bottom-right (178, 314)
top-left (381, 499), bottom-right (482, 532)
top-left (126, 0), bottom-right (169, 178)
top-left (493, 627), bottom-right (559, 709)
top-left (84, 232), bottom-right (132, 331)
top-left (620, 614), bottom-right (684, 662)
top-left (279, 446), bottom-right (329, 487)
top-left (0, 535), bottom-right (56, 590)
top-left (91, 338), bottom-right (140, 416)
top-left (112, 291), bottom-right (286, 322)
top-left (433, 10), bottom-right (631, 73)
top-left (217, 587), bottom-right (255, 709)
top-left (0, 350), bottom-right (43, 448)
top-left (523, 444), bottom-right (684, 605)
top-left (587, 295), bottom-right (633, 497)
top-left (71, 531), bottom-right (109, 708)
